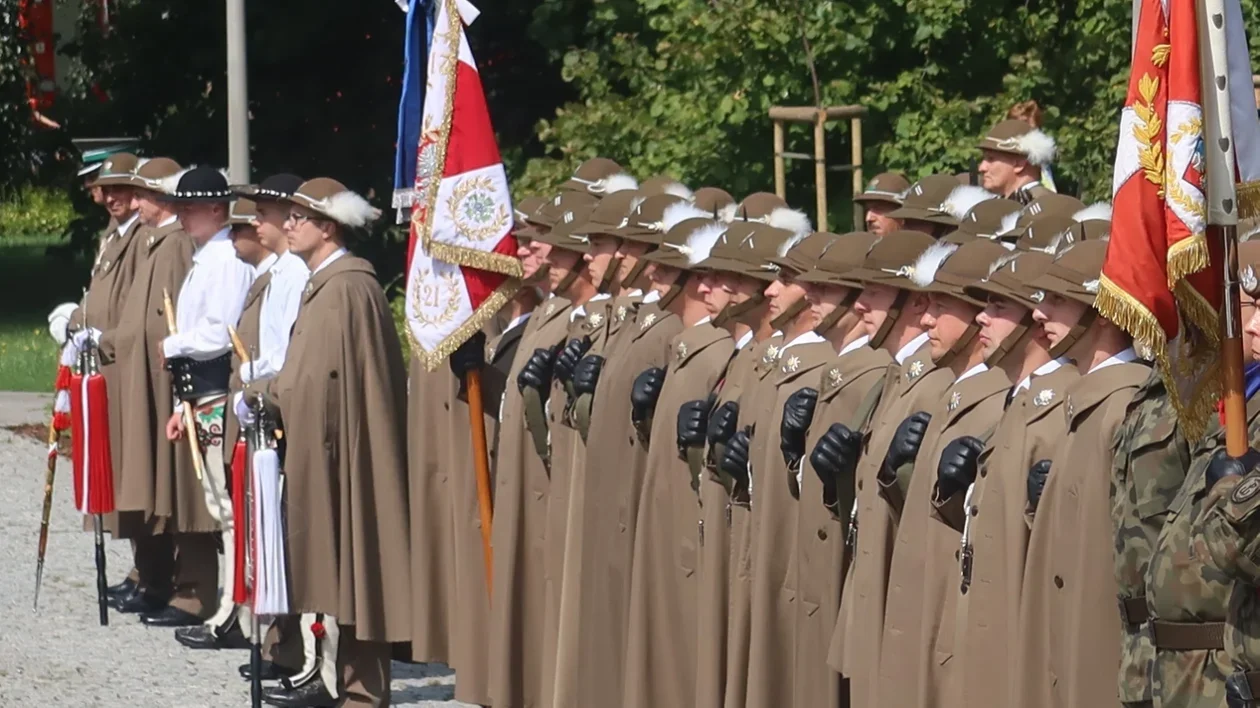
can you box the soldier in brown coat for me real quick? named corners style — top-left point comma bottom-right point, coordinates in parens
top-left (828, 232), bottom-right (956, 708)
top-left (790, 231), bottom-right (890, 708)
top-left (1015, 241), bottom-right (1151, 708)
top-left (243, 177), bottom-right (410, 707)
top-left (875, 240), bottom-right (1013, 708)
top-left (948, 251), bottom-right (1079, 708)
top-left (977, 118), bottom-right (1057, 204)
top-left (854, 173), bottom-right (911, 237)
top-left (622, 216), bottom-right (735, 708)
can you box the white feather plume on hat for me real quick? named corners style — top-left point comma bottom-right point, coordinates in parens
top-left (1073, 202), bottom-right (1113, 222)
top-left (941, 185), bottom-right (998, 221)
top-left (674, 222), bottom-right (727, 266)
top-left (766, 206), bottom-right (812, 238)
top-left (1015, 129), bottom-right (1057, 167)
top-left (718, 202), bottom-right (739, 223)
top-left (775, 231), bottom-right (808, 258)
top-left (662, 202), bottom-right (711, 232)
top-left (998, 210), bottom-right (1022, 236)
top-left (324, 190), bottom-right (382, 227)
top-left (601, 173), bottom-right (640, 194)
top-left (910, 242), bottom-right (959, 287)
top-left (159, 168), bottom-right (192, 196)
top-left (662, 182), bottom-right (694, 201)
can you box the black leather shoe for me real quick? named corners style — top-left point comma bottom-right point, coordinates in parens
top-left (140, 606), bottom-right (203, 628)
top-left (263, 676), bottom-right (336, 708)
top-left (175, 622), bottom-right (251, 650)
top-left (114, 590), bottom-right (168, 615)
top-left (107, 577), bottom-right (137, 599)
top-left (239, 660), bottom-right (299, 682)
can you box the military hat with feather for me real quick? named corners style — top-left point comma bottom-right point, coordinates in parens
top-left (281, 177), bottom-right (382, 228)
top-left (560, 158), bottom-right (638, 196)
top-left (978, 118), bottom-right (1058, 167)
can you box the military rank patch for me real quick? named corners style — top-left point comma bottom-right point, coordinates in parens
top-left (1232, 475), bottom-right (1260, 504)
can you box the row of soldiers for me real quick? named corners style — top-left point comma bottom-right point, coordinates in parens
top-left (427, 116), bottom-right (1260, 708)
top-left (53, 113), bottom-right (1260, 708)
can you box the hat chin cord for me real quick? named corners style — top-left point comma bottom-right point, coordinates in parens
top-left (814, 290), bottom-right (861, 337)
top-left (1048, 309), bottom-right (1097, 359)
top-left (770, 296), bottom-right (810, 332)
top-left (556, 267), bottom-right (581, 297)
top-left (658, 271), bottom-right (690, 310)
top-left (868, 291), bottom-right (909, 349)
top-left (714, 291), bottom-right (766, 328)
top-left (936, 323), bottom-right (981, 369)
top-left (598, 256), bottom-right (623, 294)
top-left (621, 255), bottom-right (652, 291)
top-left (986, 314), bottom-right (1034, 368)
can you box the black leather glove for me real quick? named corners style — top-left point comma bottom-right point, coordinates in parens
top-left (935, 436), bottom-right (986, 501)
top-left (880, 411), bottom-right (931, 482)
top-left (707, 401), bottom-right (740, 447)
top-left (721, 428), bottom-right (753, 493)
top-left (1205, 448), bottom-right (1260, 492)
top-left (572, 355), bottom-right (605, 397)
top-left (449, 331), bottom-right (486, 377)
top-left (811, 423), bottom-right (862, 488)
top-left (677, 395), bottom-right (714, 453)
top-left (554, 336), bottom-right (592, 384)
top-left (517, 347), bottom-right (557, 392)
top-left (630, 367), bottom-right (666, 425)
top-left (1027, 459), bottom-right (1051, 511)
top-left (780, 387), bottom-right (819, 469)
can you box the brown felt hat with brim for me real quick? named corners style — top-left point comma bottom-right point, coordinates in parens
top-left (797, 231), bottom-right (881, 286)
top-left (978, 119), bottom-right (1057, 166)
top-left (130, 158), bottom-right (184, 194)
top-left (853, 172), bottom-right (911, 207)
top-left (695, 221), bottom-right (799, 281)
top-left (694, 187), bottom-right (736, 217)
top-left (844, 230), bottom-right (939, 288)
top-left (513, 195), bottom-right (545, 237)
top-left (766, 231), bottom-right (839, 276)
top-left (529, 202), bottom-right (597, 253)
top-left (1005, 193), bottom-right (1086, 238)
top-left (639, 175), bottom-right (693, 201)
top-left (530, 191), bottom-right (601, 230)
top-left (560, 158), bottom-right (636, 195)
top-left (964, 251), bottom-right (1055, 308)
top-left (229, 198), bottom-right (257, 226)
top-left (887, 174), bottom-right (964, 225)
top-left (574, 190), bottom-right (648, 238)
top-left (283, 177), bottom-right (382, 227)
top-left (90, 153), bottom-right (144, 188)
top-left (641, 218), bottom-right (728, 269)
top-left (902, 240), bottom-right (1011, 306)
top-left (943, 197), bottom-right (1023, 246)
top-left (1025, 240), bottom-right (1109, 306)
top-left (720, 192), bottom-right (789, 223)
top-left (611, 194), bottom-right (691, 245)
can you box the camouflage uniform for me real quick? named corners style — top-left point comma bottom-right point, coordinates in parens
top-left (1111, 372), bottom-right (1190, 706)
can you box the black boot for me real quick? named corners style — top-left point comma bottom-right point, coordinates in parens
top-left (174, 621), bottom-right (250, 650)
top-left (239, 660), bottom-right (299, 682)
top-left (140, 606), bottom-right (203, 627)
top-left (113, 589), bottom-right (168, 614)
top-left (106, 577), bottom-right (137, 599)
top-left (263, 675), bottom-right (336, 708)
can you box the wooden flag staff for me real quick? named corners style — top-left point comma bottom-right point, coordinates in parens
top-left (465, 368), bottom-right (494, 597)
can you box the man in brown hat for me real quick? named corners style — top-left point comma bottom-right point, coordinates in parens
top-left (978, 118), bottom-right (1057, 204)
top-left (854, 172), bottom-right (911, 236)
top-left (945, 251), bottom-right (1077, 708)
top-left (622, 215), bottom-right (735, 708)
top-left (1015, 241), bottom-right (1149, 708)
top-left (790, 232), bottom-right (890, 708)
top-left (824, 231), bottom-right (956, 707)
top-left (887, 174), bottom-right (968, 237)
top-left (560, 157), bottom-right (637, 196)
top-left (873, 240), bottom-right (1013, 707)
top-left (242, 177), bottom-right (410, 707)
top-left (89, 158), bottom-right (203, 619)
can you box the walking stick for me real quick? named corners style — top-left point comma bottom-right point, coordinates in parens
top-left (32, 400), bottom-right (61, 612)
top-left (464, 369), bottom-right (494, 597)
top-left (227, 326), bottom-right (264, 708)
top-left (162, 289), bottom-right (207, 482)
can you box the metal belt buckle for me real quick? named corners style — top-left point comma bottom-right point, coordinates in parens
top-left (1227, 672), bottom-right (1255, 708)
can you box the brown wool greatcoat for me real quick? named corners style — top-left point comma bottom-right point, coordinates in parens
top-left (725, 335), bottom-right (786, 708)
top-left (98, 222), bottom-right (209, 534)
top-left (72, 216), bottom-right (146, 534)
top-left (223, 270), bottom-right (272, 455)
top-left (446, 318), bottom-right (514, 707)
top-left (258, 255), bottom-right (412, 641)
top-left (876, 366), bottom-right (1010, 708)
top-left (407, 363), bottom-right (457, 663)
top-left (745, 339), bottom-right (837, 708)
top-left (488, 296), bottom-right (572, 708)
top-left (1015, 360), bottom-right (1150, 708)
top-left (950, 364), bottom-right (1077, 708)
top-left (623, 321), bottom-right (734, 708)
top-left (696, 338), bottom-right (760, 708)
top-left (793, 345), bottom-right (891, 708)
top-left (547, 296), bottom-right (614, 708)
top-left (833, 343), bottom-right (953, 708)
top-left (557, 298), bottom-right (681, 708)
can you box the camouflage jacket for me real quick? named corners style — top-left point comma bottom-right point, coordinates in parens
top-left (1111, 371), bottom-right (1190, 702)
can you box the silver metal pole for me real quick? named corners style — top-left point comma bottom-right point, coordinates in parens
top-left (226, 0), bottom-right (250, 183)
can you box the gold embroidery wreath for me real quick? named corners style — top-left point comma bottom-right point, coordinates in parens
top-left (446, 175), bottom-right (512, 243)
top-left (409, 267), bottom-right (464, 327)
top-left (1133, 73), bottom-right (1165, 197)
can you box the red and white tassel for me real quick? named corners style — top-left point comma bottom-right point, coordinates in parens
top-left (69, 363), bottom-right (116, 515)
top-left (52, 343), bottom-right (75, 433)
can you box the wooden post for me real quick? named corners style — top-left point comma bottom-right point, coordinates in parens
top-left (465, 369), bottom-right (495, 597)
top-left (851, 115), bottom-right (864, 230)
top-left (814, 110), bottom-right (827, 232)
top-left (773, 120), bottom-right (787, 200)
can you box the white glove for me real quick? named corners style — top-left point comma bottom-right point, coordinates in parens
top-left (47, 303), bottom-right (78, 345)
top-left (71, 327), bottom-right (103, 350)
top-left (239, 362), bottom-right (255, 385)
top-left (239, 359), bottom-right (277, 385)
top-left (234, 392), bottom-right (257, 427)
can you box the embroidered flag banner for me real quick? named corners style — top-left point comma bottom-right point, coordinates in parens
top-left (397, 0), bottom-right (522, 370)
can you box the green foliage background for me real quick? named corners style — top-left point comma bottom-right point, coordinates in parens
top-left (8, 0), bottom-right (1260, 245)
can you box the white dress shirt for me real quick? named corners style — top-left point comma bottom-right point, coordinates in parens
top-left (254, 252), bottom-right (278, 277)
top-left (246, 251), bottom-right (311, 382)
top-left (162, 228), bottom-right (256, 360)
top-left (506, 312), bottom-right (531, 332)
top-left (1016, 356), bottom-right (1069, 393)
top-left (312, 247), bottom-right (347, 276)
top-left (736, 330), bottom-right (755, 350)
top-left (1088, 346), bottom-right (1140, 375)
top-left (955, 362), bottom-right (989, 384)
top-left (895, 331), bottom-right (931, 364)
top-left (840, 334), bottom-right (872, 357)
top-left (643, 290), bottom-right (663, 304)
top-left (781, 330), bottom-right (827, 353)
top-left (158, 214), bottom-right (178, 228)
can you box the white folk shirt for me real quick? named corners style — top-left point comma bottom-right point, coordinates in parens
top-left (162, 228), bottom-right (255, 361)
top-left (249, 251), bottom-right (311, 381)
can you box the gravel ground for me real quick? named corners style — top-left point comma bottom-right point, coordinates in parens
top-left (0, 425), bottom-right (472, 707)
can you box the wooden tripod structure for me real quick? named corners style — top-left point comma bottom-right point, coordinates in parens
top-left (769, 105), bottom-right (868, 232)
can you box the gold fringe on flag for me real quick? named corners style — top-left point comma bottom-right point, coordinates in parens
top-left (1237, 180), bottom-right (1260, 221)
top-left (407, 277), bottom-right (521, 372)
top-left (1165, 234), bottom-right (1210, 290)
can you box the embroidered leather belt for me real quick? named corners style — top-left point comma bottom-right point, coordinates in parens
top-left (167, 352), bottom-right (232, 402)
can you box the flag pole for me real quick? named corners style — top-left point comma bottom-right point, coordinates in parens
top-left (1220, 225), bottom-right (1249, 455)
top-left (464, 369), bottom-right (494, 597)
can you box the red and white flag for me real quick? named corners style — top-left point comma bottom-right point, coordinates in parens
top-left (1098, 0), bottom-right (1260, 437)
top-left (403, 0), bottom-right (522, 370)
